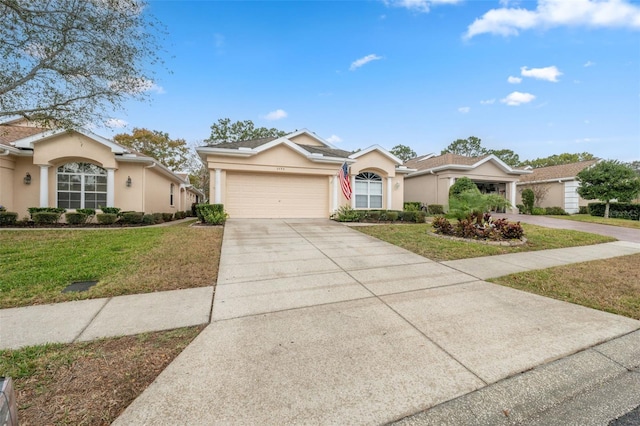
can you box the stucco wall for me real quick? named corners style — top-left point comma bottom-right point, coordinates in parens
top-left (33, 133), bottom-right (117, 169)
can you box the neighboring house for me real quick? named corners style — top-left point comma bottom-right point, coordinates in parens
top-left (0, 118), bottom-right (204, 219)
top-left (196, 129), bottom-right (413, 218)
top-left (403, 153), bottom-right (531, 212)
top-left (516, 160), bottom-right (599, 213)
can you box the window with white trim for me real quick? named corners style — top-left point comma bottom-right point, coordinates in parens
top-left (355, 172), bottom-right (383, 209)
top-left (57, 162), bottom-right (107, 209)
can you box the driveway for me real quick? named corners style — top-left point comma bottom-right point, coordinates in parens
top-left (115, 219), bottom-right (640, 425)
top-left (496, 213), bottom-right (640, 243)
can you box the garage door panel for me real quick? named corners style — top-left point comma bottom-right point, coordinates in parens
top-left (226, 173), bottom-right (329, 218)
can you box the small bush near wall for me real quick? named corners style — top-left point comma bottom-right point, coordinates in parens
top-left (402, 211), bottom-right (416, 222)
top-left (544, 206), bottom-right (568, 215)
top-left (414, 211), bottom-right (427, 223)
top-left (174, 211), bottom-right (185, 219)
top-left (65, 212), bottom-right (88, 225)
top-left (531, 207), bottom-right (545, 215)
top-left (33, 212), bottom-right (61, 225)
top-left (121, 212), bottom-right (144, 224)
top-left (96, 213), bottom-right (117, 224)
top-left (142, 214), bottom-right (155, 225)
top-left (76, 208), bottom-right (96, 223)
top-left (100, 207), bottom-right (121, 215)
top-left (152, 213), bottom-right (164, 224)
top-left (162, 213), bottom-right (173, 222)
top-left (588, 202), bottom-right (640, 220)
top-left (28, 207), bottom-right (65, 221)
top-left (516, 204), bottom-right (526, 214)
top-left (386, 211), bottom-right (399, 221)
top-left (427, 204), bottom-right (444, 215)
top-left (404, 202), bottom-right (421, 211)
top-left (578, 206), bottom-right (589, 215)
top-left (0, 212), bottom-right (18, 225)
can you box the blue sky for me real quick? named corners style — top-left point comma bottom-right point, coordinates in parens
top-left (102, 0), bottom-right (640, 162)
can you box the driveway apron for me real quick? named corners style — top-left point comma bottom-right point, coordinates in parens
top-left (115, 219), bottom-right (640, 425)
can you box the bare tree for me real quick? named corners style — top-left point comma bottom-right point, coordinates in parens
top-left (1, 0), bottom-right (164, 129)
top-left (520, 184), bottom-right (550, 207)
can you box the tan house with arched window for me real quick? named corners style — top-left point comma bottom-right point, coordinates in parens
top-left (0, 118), bottom-right (204, 218)
top-left (196, 129), bottom-right (412, 218)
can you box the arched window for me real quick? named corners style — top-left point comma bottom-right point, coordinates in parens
top-left (355, 172), bottom-right (382, 209)
top-left (57, 162), bottom-right (107, 209)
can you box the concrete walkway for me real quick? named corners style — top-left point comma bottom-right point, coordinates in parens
top-left (110, 219), bottom-right (640, 425)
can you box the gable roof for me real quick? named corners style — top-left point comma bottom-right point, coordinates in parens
top-left (517, 159), bottom-right (599, 183)
top-left (0, 124), bottom-right (47, 146)
top-left (405, 153), bottom-right (530, 177)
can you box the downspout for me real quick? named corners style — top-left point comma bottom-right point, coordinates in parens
top-left (0, 149), bottom-right (11, 156)
top-left (143, 163), bottom-right (155, 213)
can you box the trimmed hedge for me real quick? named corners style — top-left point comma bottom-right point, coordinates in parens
top-left (121, 211), bottom-right (144, 224)
top-left (96, 213), bottom-right (117, 224)
top-left (162, 212), bottom-right (173, 222)
top-left (65, 212), bottom-right (88, 225)
top-left (0, 212), bottom-right (18, 225)
top-left (100, 207), bottom-right (121, 215)
top-left (33, 212), bottom-right (60, 225)
top-left (578, 206), bottom-right (589, 215)
top-left (544, 206), bottom-right (568, 215)
top-left (427, 204), bottom-right (444, 215)
top-left (28, 207), bottom-right (65, 220)
top-left (588, 202), bottom-right (640, 220)
top-left (195, 204), bottom-right (224, 222)
top-left (403, 201), bottom-right (422, 211)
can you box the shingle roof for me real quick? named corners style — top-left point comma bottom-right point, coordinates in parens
top-left (206, 137), bottom-right (352, 159)
top-left (297, 144), bottom-right (351, 158)
top-left (518, 160), bottom-right (598, 183)
top-left (0, 124), bottom-right (45, 146)
top-left (404, 153), bottom-right (489, 171)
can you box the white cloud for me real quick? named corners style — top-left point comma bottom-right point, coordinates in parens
top-left (458, 106), bottom-right (470, 113)
top-left (508, 76), bottom-right (522, 84)
top-left (350, 54), bottom-right (383, 71)
top-left (105, 118), bottom-right (128, 129)
top-left (326, 135), bottom-right (343, 144)
top-left (465, 0), bottom-right (640, 39)
top-left (480, 98), bottom-right (496, 104)
top-left (501, 91), bottom-right (536, 106)
top-left (521, 65), bottom-right (563, 82)
top-left (384, 0), bottom-right (462, 13)
top-left (263, 109), bottom-right (288, 121)
top-left (584, 60), bottom-right (596, 67)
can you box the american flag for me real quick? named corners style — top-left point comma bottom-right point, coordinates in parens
top-left (339, 162), bottom-right (352, 200)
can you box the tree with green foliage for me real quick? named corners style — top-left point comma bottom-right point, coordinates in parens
top-left (521, 188), bottom-right (535, 214)
top-left (448, 190), bottom-right (511, 224)
top-left (521, 152), bottom-right (596, 168)
top-left (206, 118), bottom-right (287, 144)
top-left (576, 160), bottom-right (640, 218)
top-left (488, 149), bottom-right (520, 167)
top-left (449, 177), bottom-right (480, 198)
top-left (114, 128), bottom-right (189, 171)
top-left (441, 136), bottom-right (487, 157)
top-left (390, 144), bottom-right (417, 162)
top-left (0, 0), bottom-right (164, 129)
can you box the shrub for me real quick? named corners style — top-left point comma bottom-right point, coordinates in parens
top-left (588, 202), bottom-right (640, 220)
top-left (414, 210), bottom-right (427, 223)
top-left (174, 211), bottom-right (185, 219)
top-left (28, 207), bottom-right (65, 220)
top-left (142, 214), bottom-right (155, 225)
top-left (449, 177), bottom-right (480, 199)
top-left (331, 205), bottom-right (361, 222)
top-left (96, 213), bottom-right (117, 224)
top-left (65, 212), bottom-right (87, 225)
top-left (432, 216), bottom-right (454, 235)
top-left (499, 221), bottom-right (524, 239)
top-left (544, 206), bottom-right (568, 215)
top-left (402, 210), bottom-right (416, 222)
top-left (521, 188), bottom-right (535, 214)
top-left (195, 204), bottom-right (224, 222)
top-left (33, 211), bottom-right (60, 225)
top-left (578, 206), bottom-right (589, 215)
top-left (531, 207), bottom-right (545, 215)
top-left (368, 210), bottom-right (381, 221)
top-left (403, 202), bottom-right (421, 211)
top-left (121, 211), bottom-right (144, 224)
top-left (202, 209), bottom-right (228, 225)
top-left (0, 212), bottom-right (18, 225)
top-left (152, 212), bottom-right (164, 224)
top-left (516, 204), bottom-right (526, 214)
top-left (386, 211), bottom-right (399, 222)
top-left (76, 208), bottom-right (95, 223)
top-left (99, 206), bottom-right (121, 215)
top-left (162, 212), bottom-right (173, 222)
top-left (0, 205), bottom-right (5, 212)
top-left (427, 204), bottom-right (444, 215)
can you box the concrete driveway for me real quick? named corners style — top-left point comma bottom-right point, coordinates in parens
top-left (115, 219), bottom-right (640, 425)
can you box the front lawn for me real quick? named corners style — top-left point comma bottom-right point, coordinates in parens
top-left (491, 254), bottom-right (640, 320)
top-left (549, 214), bottom-right (640, 230)
top-left (355, 223), bottom-right (615, 261)
top-left (0, 221), bottom-right (223, 308)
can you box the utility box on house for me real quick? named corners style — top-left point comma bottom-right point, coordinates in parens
top-left (0, 377), bottom-right (17, 426)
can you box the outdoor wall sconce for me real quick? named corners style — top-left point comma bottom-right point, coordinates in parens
top-left (24, 172), bottom-right (31, 185)
top-left (126, 176), bottom-right (132, 187)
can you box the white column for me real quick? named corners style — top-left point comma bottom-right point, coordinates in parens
top-left (332, 175), bottom-right (338, 212)
top-left (510, 181), bottom-right (517, 209)
top-left (214, 168), bottom-right (222, 204)
top-left (106, 168), bottom-right (115, 207)
top-left (350, 174), bottom-right (356, 209)
top-left (387, 177), bottom-right (393, 210)
top-left (39, 165), bottom-right (49, 207)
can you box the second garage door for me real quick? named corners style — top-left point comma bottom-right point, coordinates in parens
top-left (226, 172), bottom-right (330, 218)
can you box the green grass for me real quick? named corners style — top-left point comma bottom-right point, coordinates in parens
top-left (355, 223), bottom-right (615, 261)
top-left (0, 221), bottom-right (223, 308)
top-left (549, 214), bottom-right (640, 230)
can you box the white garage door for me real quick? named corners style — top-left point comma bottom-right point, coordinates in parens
top-left (226, 172), bottom-right (329, 218)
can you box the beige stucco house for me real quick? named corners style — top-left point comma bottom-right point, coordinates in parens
top-left (0, 118), bottom-right (204, 218)
top-left (196, 129), bottom-right (412, 218)
top-left (516, 160), bottom-right (598, 213)
top-left (403, 153), bottom-right (531, 212)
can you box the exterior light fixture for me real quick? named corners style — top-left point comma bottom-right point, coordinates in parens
top-left (126, 176), bottom-right (132, 187)
top-left (24, 172), bottom-right (31, 185)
